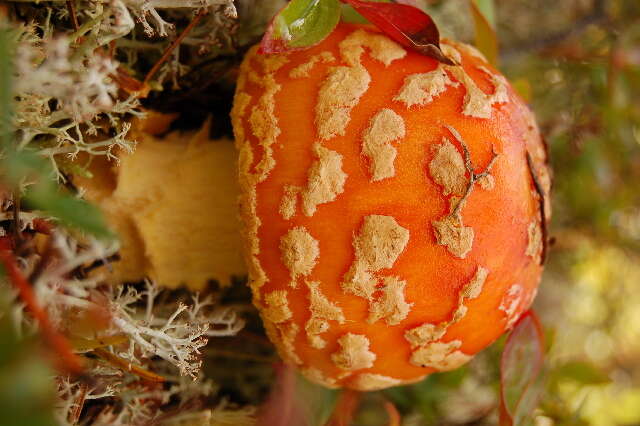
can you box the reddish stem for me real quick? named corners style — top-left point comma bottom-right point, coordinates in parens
top-left (143, 8), bottom-right (207, 85)
top-left (93, 347), bottom-right (165, 383)
top-left (69, 382), bottom-right (87, 424)
top-left (32, 218), bottom-right (54, 235)
top-left (383, 400), bottom-right (401, 426)
top-left (325, 389), bottom-right (362, 426)
top-left (66, 1), bottom-right (80, 31)
top-left (0, 237), bottom-right (84, 376)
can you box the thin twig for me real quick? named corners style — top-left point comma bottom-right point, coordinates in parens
top-left (143, 8), bottom-right (208, 85)
top-left (11, 192), bottom-right (20, 245)
top-left (501, 0), bottom-right (607, 60)
top-left (69, 382), bottom-right (87, 424)
top-left (66, 1), bottom-right (80, 31)
top-left (445, 125), bottom-right (499, 217)
top-left (0, 237), bottom-right (84, 376)
top-left (383, 399), bottom-right (401, 426)
top-left (92, 347), bottom-right (165, 383)
top-left (325, 390), bottom-right (362, 426)
top-left (27, 233), bottom-right (54, 283)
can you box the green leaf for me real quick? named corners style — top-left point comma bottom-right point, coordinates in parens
top-left (1, 148), bottom-right (114, 239)
top-left (260, 0), bottom-right (342, 53)
top-left (512, 78), bottom-right (532, 102)
top-left (2, 149), bottom-right (50, 185)
top-left (0, 23), bottom-right (13, 149)
top-left (24, 187), bottom-right (114, 239)
top-left (0, 294), bottom-right (57, 426)
top-left (553, 361), bottom-right (609, 385)
top-left (470, 0), bottom-right (499, 66)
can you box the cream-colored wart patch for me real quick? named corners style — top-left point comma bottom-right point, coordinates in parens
top-left (331, 333), bottom-right (377, 371)
top-left (362, 108), bottom-right (406, 182)
top-left (316, 65), bottom-right (371, 141)
top-left (429, 43), bottom-right (510, 119)
top-left (405, 323), bottom-right (448, 348)
top-left (342, 215), bottom-right (410, 299)
top-left (305, 318), bottom-right (330, 350)
top-left (408, 268), bottom-right (488, 344)
top-left (478, 174), bottom-right (495, 190)
top-left (461, 266), bottom-right (489, 300)
top-left (280, 144), bottom-right (347, 220)
top-left (429, 138), bottom-right (468, 196)
top-left (289, 51), bottom-right (335, 79)
top-left (394, 66), bottom-right (459, 108)
top-left (278, 322), bottom-right (302, 365)
top-left (350, 373), bottom-right (402, 391)
top-left (247, 71), bottom-right (282, 181)
top-left (500, 284), bottom-right (525, 329)
top-left (300, 367), bottom-right (339, 389)
top-left (409, 340), bottom-right (471, 370)
top-left (263, 290), bottom-right (293, 324)
top-left (339, 29), bottom-right (407, 67)
top-left (432, 214), bottom-right (474, 259)
top-left (233, 48), bottom-right (288, 300)
top-left (300, 144), bottom-right (348, 216)
top-left (279, 185), bottom-right (300, 220)
top-left (447, 64), bottom-right (510, 119)
top-left (450, 266), bottom-right (489, 321)
top-left (263, 320), bottom-right (302, 365)
top-left (316, 29), bottom-right (405, 141)
top-left (394, 42), bottom-right (508, 118)
top-left (260, 54), bottom-right (290, 73)
top-left (405, 266), bottom-right (487, 368)
top-left (525, 220), bottom-right (543, 261)
top-left (368, 276), bottom-right (413, 325)
top-left (430, 127), bottom-right (498, 260)
top-left (280, 227), bottom-right (320, 287)
top-left (305, 281), bottom-right (346, 349)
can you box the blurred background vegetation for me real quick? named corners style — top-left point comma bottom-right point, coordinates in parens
top-left (0, 0), bottom-right (639, 425)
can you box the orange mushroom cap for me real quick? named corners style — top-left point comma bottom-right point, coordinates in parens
top-left (231, 23), bottom-right (551, 391)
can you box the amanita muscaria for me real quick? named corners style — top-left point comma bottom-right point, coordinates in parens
top-left (231, 23), bottom-right (551, 390)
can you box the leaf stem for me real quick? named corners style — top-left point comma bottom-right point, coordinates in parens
top-left (66, 0), bottom-right (80, 31)
top-left (143, 8), bottom-right (208, 86)
top-left (92, 347), bottom-right (165, 383)
top-left (0, 237), bottom-right (84, 376)
top-left (325, 389), bottom-right (362, 426)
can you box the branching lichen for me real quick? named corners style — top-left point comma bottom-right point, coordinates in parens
top-left (0, 1), bottom-right (274, 423)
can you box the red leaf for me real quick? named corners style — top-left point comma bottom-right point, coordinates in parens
top-left (339, 0), bottom-right (455, 64)
top-left (256, 363), bottom-right (310, 426)
top-left (499, 310), bottom-right (546, 426)
top-left (325, 389), bottom-right (362, 426)
top-left (259, 5), bottom-right (292, 55)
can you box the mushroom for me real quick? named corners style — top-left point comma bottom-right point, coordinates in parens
top-left (73, 113), bottom-right (246, 290)
top-left (231, 23), bottom-right (551, 390)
